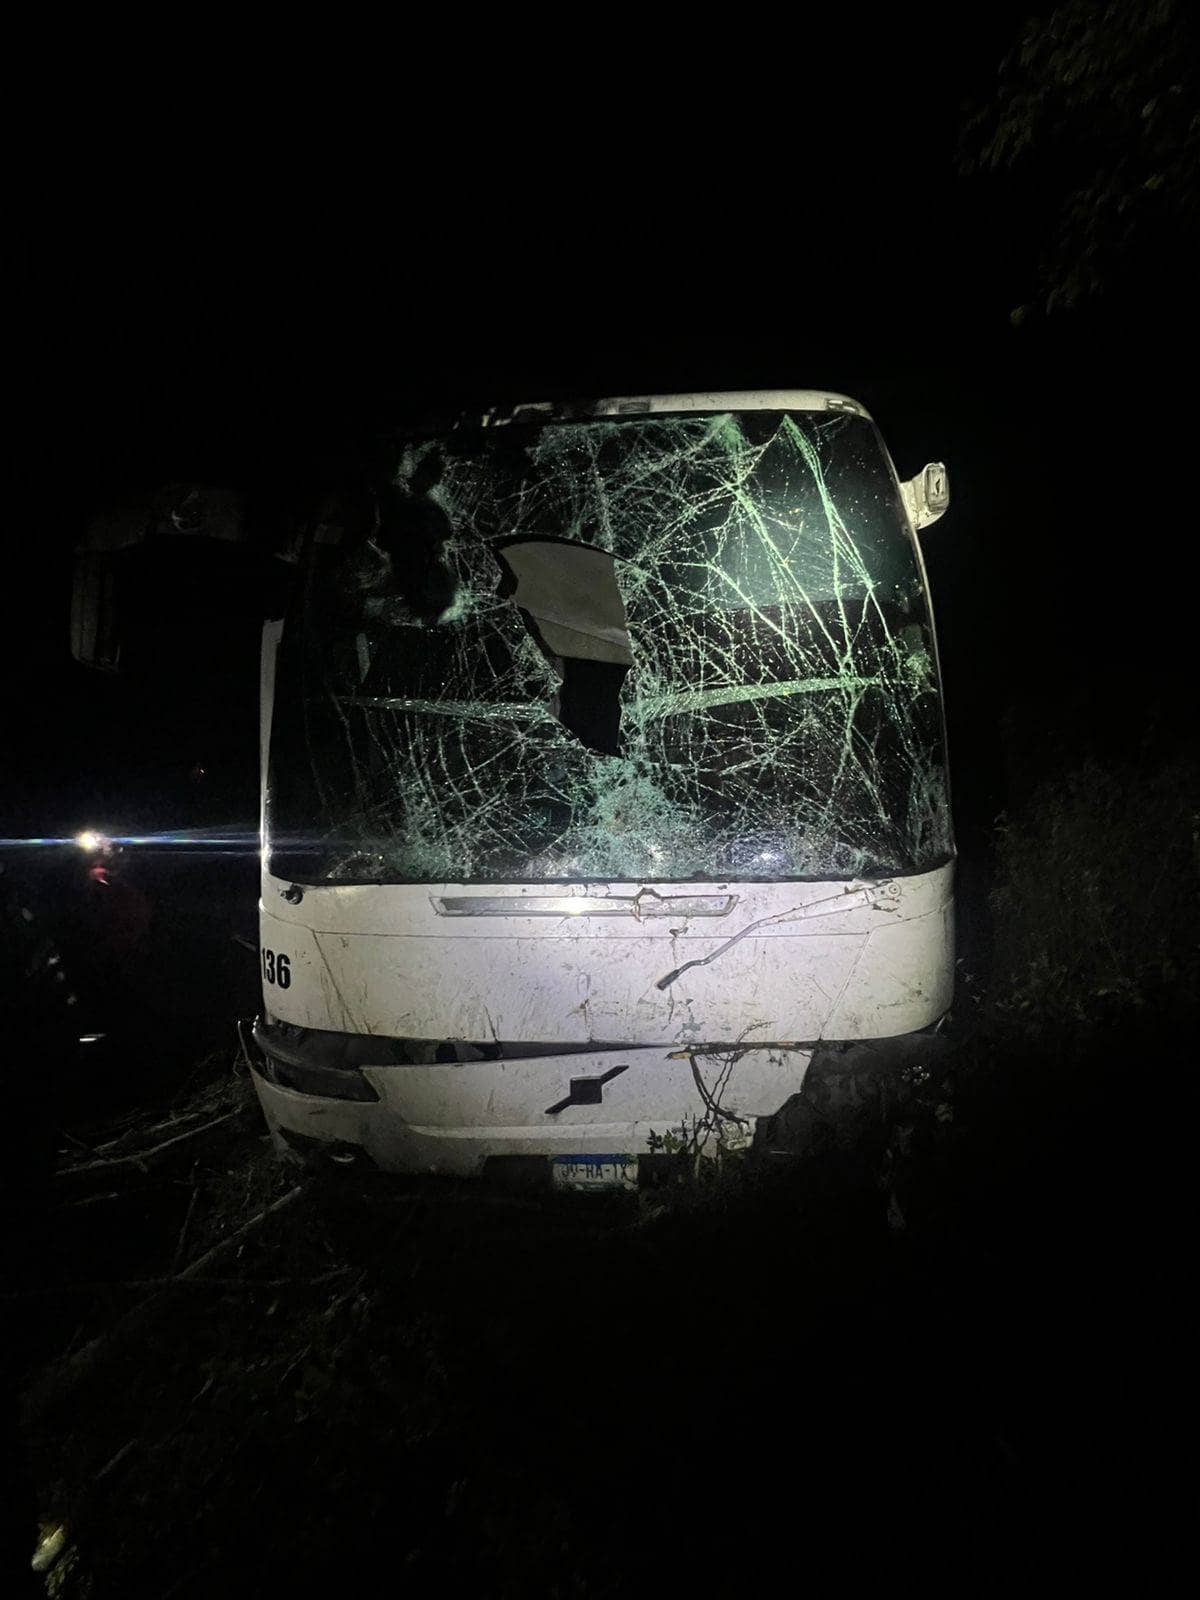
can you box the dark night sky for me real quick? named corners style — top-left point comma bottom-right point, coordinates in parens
top-left (11, 8), bottom-right (1196, 843)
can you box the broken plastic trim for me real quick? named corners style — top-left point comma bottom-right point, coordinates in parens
top-left (430, 891), bottom-right (738, 918)
top-left (251, 1016), bottom-right (380, 1102)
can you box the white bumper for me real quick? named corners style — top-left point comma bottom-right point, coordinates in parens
top-left (251, 1042), bottom-right (814, 1177)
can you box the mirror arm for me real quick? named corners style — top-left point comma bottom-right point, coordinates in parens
top-left (900, 461), bottom-right (950, 531)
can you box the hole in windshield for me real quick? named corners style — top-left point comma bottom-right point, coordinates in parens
top-left (496, 540), bottom-right (632, 756)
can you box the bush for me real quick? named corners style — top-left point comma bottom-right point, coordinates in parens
top-left (988, 756), bottom-right (1199, 1029)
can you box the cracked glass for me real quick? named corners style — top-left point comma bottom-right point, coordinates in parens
top-left (267, 409), bottom-right (952, 884)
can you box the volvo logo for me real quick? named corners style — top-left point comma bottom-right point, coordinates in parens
top-left (544, 1064), bottom-right (630, 1116)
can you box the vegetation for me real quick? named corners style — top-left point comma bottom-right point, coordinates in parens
top-left (13, 753), bottom-right (1194, 1595)
top-left (960, 0), bottom-right (1199, 316)
top-left (989, 756), bottom-right (1199, 1025)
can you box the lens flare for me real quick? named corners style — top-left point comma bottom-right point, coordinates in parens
top-left (2, 825), bottom-right (261, 855)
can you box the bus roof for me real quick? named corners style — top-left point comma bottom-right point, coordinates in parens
top-left (480, 391), bottom-right (873, 427)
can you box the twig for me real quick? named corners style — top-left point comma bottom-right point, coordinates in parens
top-left (58, 1112), bottom-right (237, 1177)
top-left (86, 1112), bottom-right (167, 1157)
top-left (58, 1190), bottom-right (123, 1209)
top-left (162, 1562), bottom-right (208, 1600)
top-left (4, 1270), bottom-right (350, 1300)
top-left (58, 1128), bottom-right (102, 1158)
top-left (174, 1185), bottom-right (303, 1281)
top-left (25, 1186), bottom-right (306, 1409)
top-left (277, 1342), bottom-right (314, 1390)
top-left (62, 1318), bottom-right (88, 1359)
top-left (84, 1099), bottom-right (230, 1160)
top-left (95, 1438), bottom-right (138, 1482)
top-left (172, 1170), bottom-right (201, 1267)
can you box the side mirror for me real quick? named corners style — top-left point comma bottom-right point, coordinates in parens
top-left (901, 461), bottom-right (951, 530)
top-left (70, 552), bottom-right (122, 671)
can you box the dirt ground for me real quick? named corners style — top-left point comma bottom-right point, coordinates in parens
top-left (8, 976), bottom-right (1188, 1598)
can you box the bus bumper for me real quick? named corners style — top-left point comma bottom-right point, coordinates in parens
top-left (245, 1035), bottom-right (816, 1183)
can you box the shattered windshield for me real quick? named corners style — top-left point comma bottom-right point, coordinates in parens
top-left (267, 409), bottom-right (951, 883)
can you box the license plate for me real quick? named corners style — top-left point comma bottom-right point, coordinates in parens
top-left (551, 1155), bottom-right (638, 1191)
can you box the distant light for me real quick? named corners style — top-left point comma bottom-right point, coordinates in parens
top-left (79, 1033), bottom-right (105, 1044)
top-left (75, 831), bottom-right (106, 852)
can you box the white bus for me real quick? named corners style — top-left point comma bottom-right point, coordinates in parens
top-left (246, 390), bottom-right (953, 1187)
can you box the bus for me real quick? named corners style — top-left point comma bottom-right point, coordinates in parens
top-left (245, 390), bottom-right (953, 1187)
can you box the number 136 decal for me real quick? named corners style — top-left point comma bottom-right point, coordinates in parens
top-left (260, 948), bottom-right (291, 988)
